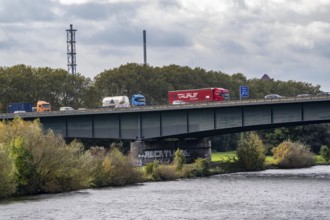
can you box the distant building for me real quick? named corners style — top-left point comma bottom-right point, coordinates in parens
top-left (261, 74), bottom-right (272, 81)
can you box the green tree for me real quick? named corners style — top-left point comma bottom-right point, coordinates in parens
top-left (9, 137), bottom-right (37, 194)
top-left (34, 68), bottom-right (95, 110)
top-left (236, 132), bottom-right (266, 171)
top-left (0, 65), bottom-right (95, 112)
top-left (259, 127), bottom-right (291, 154)
top-left (211, 133), bottom-right (239, 152)
top-left (261, 124), bottom-right (330, 154)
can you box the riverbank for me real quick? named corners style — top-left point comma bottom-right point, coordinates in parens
top-left (1, 150), bottom-right (329, 202)
top-left (0, 118), bottom-right (328, 200)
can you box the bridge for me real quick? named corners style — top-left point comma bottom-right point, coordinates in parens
top-left (2, 96), bottom-right (330, 165)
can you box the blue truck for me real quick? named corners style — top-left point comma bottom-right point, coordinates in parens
top-left (131, 94), bottom-right (146, 106)
top-left (7, 102), bottom-right (33, 113)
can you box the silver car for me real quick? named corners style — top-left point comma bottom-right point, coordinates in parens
top-left (297, 94), bottom-right (311, 98)
top-left (172, 100), bottom-right (186, 105)
top-left (60, 106), bottom-right (74, 111)
top-left (264, 94), bottom-right (283, 99)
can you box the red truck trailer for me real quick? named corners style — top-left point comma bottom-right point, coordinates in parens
top-left (168, 88), bottom-right (230, 104)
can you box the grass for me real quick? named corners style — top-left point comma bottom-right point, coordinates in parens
top-left (211, 151), bottom-right (237, 162)
top-left (212, 151), bottom-right (275, 162)
top-left (315, 155), bottom-right (330, 164)
top-left (212, 151), bottom-right (329, 166)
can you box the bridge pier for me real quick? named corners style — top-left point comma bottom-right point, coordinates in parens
top-left (130, 138), bottom-right (211, 166)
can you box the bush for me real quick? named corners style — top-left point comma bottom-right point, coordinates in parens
top-left (192, 158), bottom-right (210, 177)
top-left (144, 160), bottom-right (161, 181)
top-left (272, 141), bottom-right (315, 168)
top-left (0, 118), bottom-right (96, 196)
top-left (236, 132), bottom-right (266, 171)
top-left (173, 148), bottom-right (186, 170)
top-left (320, 145), bottom-right (330, 162)
top-left (94, 147), bottom-right (142, 186)
top-left (39, 139), bottom-right (96, 193)
top-left (0, 143), bottom-right (16, 199)
top-left (158, 165), bottom-right (181, 180)
top-left (9, 137), bottom-right (37, 194)
top-left (88, 146), bottom-right (108, 187)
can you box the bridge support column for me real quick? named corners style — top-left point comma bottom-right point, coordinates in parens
top-left (130, 140), bottom-right (145, 166)
top-left (130, 138), bottom-right (211, 166)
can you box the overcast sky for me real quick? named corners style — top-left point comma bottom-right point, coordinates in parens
top-left (1, 0), bottom-right (330, 91)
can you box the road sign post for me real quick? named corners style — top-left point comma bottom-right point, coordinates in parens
top-left (240, 86), bottom-right (249, 100)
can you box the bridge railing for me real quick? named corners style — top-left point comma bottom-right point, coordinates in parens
top-left (1, 94), bottom-right (330, 119)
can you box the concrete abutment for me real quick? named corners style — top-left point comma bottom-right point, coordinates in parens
top-left (130, 138), bottom-right (211, 166)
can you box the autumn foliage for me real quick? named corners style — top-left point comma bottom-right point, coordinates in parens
top-left (272, 141), bottom-right (315, 168)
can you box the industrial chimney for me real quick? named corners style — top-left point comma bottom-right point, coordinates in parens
top-left (143, 30), bottom-right (147, 65)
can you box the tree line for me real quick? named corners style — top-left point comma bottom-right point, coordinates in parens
top-left (0, 63), bottom-right (329, 153)
top-left (0, 63), bottom-right (321, 111)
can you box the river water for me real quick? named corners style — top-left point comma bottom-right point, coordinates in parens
top-left (1, 166), bottom-right (330, 220)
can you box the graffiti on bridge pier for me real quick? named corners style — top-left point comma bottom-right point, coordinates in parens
top-left (138, 149), bottom-right (190, 164)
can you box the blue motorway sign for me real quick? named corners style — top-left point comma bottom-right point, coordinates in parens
top-left (240, 86), bottom-right (249, 98)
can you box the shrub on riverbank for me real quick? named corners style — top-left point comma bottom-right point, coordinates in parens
top-left (91, 147), bottom-right (143, 186)
top-left (143, 151), bottom-right (211, 181)
top-left (190, 158), bottom-right (210, 177)
top-left (144, 160), bottom-right (184, 181)
top-left (173, 149), bottom-right (186, 170)
top-left (0, 118), bottom-right (97, 198)
top-left (0, 142), bottom-right (16, 199)
top-left (272, 141), bottom-right (315, 168)
top-left (144, 151), bottom-right (185, 181)
top-left (236, 132), bottom-right (266, 171)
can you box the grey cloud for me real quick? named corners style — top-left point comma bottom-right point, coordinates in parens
top-left (64, 1), bottom-right (141, 21)
top-left (1, 0), bottom-right (330, 91)
top-left (0, 0), bottom-right (57, 23)
top-left (220, 40), bottom-right (248, 54)
top-left (0, 41), bottom-right (14, 49)
top-left (83, 26), bottom-right (141, 46)
top-left (98, 47), bottom-right (131, 57)
top-left (313, 41), bottom-right (330, 57)
top-left (156, 0), bottom-right (182, 10)
top-left (65, 0), bottom-right (189, 48)
top-left (147, 29), bottom-right (192, 47)
top-left (78, 24), bottom-right (192, 48)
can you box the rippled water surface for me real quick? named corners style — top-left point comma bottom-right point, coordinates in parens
top-left (1, 166), bottom-right (330, 220)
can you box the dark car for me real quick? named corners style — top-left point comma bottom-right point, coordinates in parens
top-left (264, 94), bottom-right (283, 99)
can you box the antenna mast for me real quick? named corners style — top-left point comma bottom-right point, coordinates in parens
top-left (66, 24), bottom-right (77, 74)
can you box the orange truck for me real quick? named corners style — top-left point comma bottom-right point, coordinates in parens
top-left (8, 100), bottom-right (51, 113)
top-left (36, 100), bottom-right (51, 112)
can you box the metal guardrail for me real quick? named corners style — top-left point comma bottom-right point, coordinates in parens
top-left (1, 94), bottom-right (330, 119)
